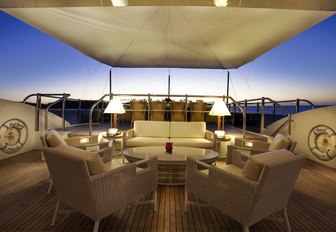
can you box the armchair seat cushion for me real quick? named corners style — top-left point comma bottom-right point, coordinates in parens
top-left (104, 160), bottom-right (124, 171)
top-left (242, 149), bottom-right (296, 181)
top-left (221, 164), bottom-right (243, 176)
top-left (54, 145), bottom-right (105, 176)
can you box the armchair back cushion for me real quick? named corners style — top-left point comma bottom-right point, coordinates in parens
top-left (53, 144), bottom-right (105, 176)
top-left (170, 122), bottom-right (206, 138)
top-left (134, 121), bottom-right (169, 137)
top-left (46, 129), bottom-right (67, 147)
top-left (242, 149), bottom-right (297, 181)
top-left (268, 133), bottom-right (291, 151)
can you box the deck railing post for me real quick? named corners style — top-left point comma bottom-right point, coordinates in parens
top-left (35, 94), bottom-right (41, 131)
top-left (148, 94), bottom-right (151, 121)
top-left (185, 94), bottom-right (188, 122)
top-left (222, 95), bottom-right (226, 130)
top-left (78, 99), bottom-right (81, 124)
top-left (296, 98), bottom-right (300, 113)
top-left (62, 94), bottom-right (66, 131)
top-left (260, 97), bottom-right (265, 134)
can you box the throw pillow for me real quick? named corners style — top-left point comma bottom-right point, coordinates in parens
top-left (268, 133), bottom-right (291, 151)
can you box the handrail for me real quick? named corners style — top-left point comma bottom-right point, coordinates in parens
top-left (232, 97), bottom-right (316, 136)
top-left (22, 93), bottom-right (70, 131)
top-left (262, 97), bottom-right (291, 135)
top-left (45, 94), bottom-right (69, 131)
top-left (270, 118), bottom-right (290, 137)
top-left (22, 93), bottom-right (71, 103)
top-left (234, 98), bottom-right (314, 114)
top-left (89, 93), bottom-right (247, 138)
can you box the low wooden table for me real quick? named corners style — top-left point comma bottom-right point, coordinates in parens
top-left (123, 146), bottom-right (218, 185)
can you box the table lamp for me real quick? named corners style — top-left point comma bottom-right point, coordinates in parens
top-left (209, 101), bottom-right (231, 131)
top-left (104, 98), bottom-right (125, 133)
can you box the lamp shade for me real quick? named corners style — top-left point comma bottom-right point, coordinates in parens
top-left (104, 99), bottom-right (126, 114)
top-left (209, 101), bottom-right (231, 116)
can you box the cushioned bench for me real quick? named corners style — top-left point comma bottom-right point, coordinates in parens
top-left (123, 121), bottom-right (215, 149)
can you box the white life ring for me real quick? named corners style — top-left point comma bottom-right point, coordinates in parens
top-left (308, 125), bottom-right (336, 161)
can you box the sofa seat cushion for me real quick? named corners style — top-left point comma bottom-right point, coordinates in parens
top-left (126, 137), bottom-right (168, 147)
top-left (53, 144), bottom-right (105, 176)
top-left (104, 160), bottom-right (124, 171)
top-left (169, 138), bottom-right (214, 149)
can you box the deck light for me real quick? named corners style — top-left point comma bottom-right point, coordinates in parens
top-left (214, 0), bottom-right (228, 7)
top-left (104, 98), bottom-right (125, 129)
top-left (111, 0), bottom-right (128, 7)
top-left (209, 101), bottom-right (231, 130)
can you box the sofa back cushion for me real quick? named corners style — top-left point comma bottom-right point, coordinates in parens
top-left (170, 122), bottom-right (206, 138)
top-left (242, 149), bottom-right (295, 181)
top-left (134, 120), bottom-right (170, 137)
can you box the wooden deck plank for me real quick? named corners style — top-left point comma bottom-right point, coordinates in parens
top-left (169, 186), bottom-right (177, 232)
top-left (0, 151), bottom-right (336, 232)
top-left (178, 186), bottom-right (189, 231)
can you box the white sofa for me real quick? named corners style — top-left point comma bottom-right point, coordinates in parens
top-left (123, 121), bottom-right (215, 149)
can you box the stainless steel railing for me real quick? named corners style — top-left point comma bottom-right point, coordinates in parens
top-left (23, 93), bottom-right (70, 131)
top-left (232, 97), bottom-right (315, 135)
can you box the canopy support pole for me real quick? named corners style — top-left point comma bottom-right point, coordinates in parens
top-left (226, 71), bottom-right (230, 103)
top-left (168, 69), bottom-right (171, 99)
top-left (109, 69), bottom-right (113, 128)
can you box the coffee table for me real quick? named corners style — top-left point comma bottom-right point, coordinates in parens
top-left (123, 146), bottom-right (218, 185)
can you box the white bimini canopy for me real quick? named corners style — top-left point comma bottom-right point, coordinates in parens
top-left (1, 0), bottom-right (335, 69)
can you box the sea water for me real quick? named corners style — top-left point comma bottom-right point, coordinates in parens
top-left (50, 105), bottom-right (328, 125)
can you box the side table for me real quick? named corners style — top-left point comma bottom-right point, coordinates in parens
top-left (102, 132), bottom-right (123, 157)
top-left (216, 136), bottom-right (233, 158)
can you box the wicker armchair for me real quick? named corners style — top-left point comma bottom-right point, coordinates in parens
top-left (130, 100), bottom-right (147, 123)
top-left (171, 101), bottom-right (187, 121)
top-left (150, 100), bottom-right (166, 121)
top-left (227, 133), bottom-right (296, 168)
top-left (185, 149), bottom-right (305, 232)
top-left (40, 130), bottom-right (112, 193)
top-left (43, 146), bottom-right (158, 232)
top-left (190, 101), bottom-right (207, 121)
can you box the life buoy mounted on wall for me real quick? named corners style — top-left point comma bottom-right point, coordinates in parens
top-left (308, 124), bottom-right (336, 161)
top-left (0, 118), bottom-right (28, 154)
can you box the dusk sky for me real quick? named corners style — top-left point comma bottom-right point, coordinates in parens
top-left (0, 10), bottom-right (335, 105)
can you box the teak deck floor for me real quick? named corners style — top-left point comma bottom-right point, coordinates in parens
top-left (0, 150), bottom-right (336, 232)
